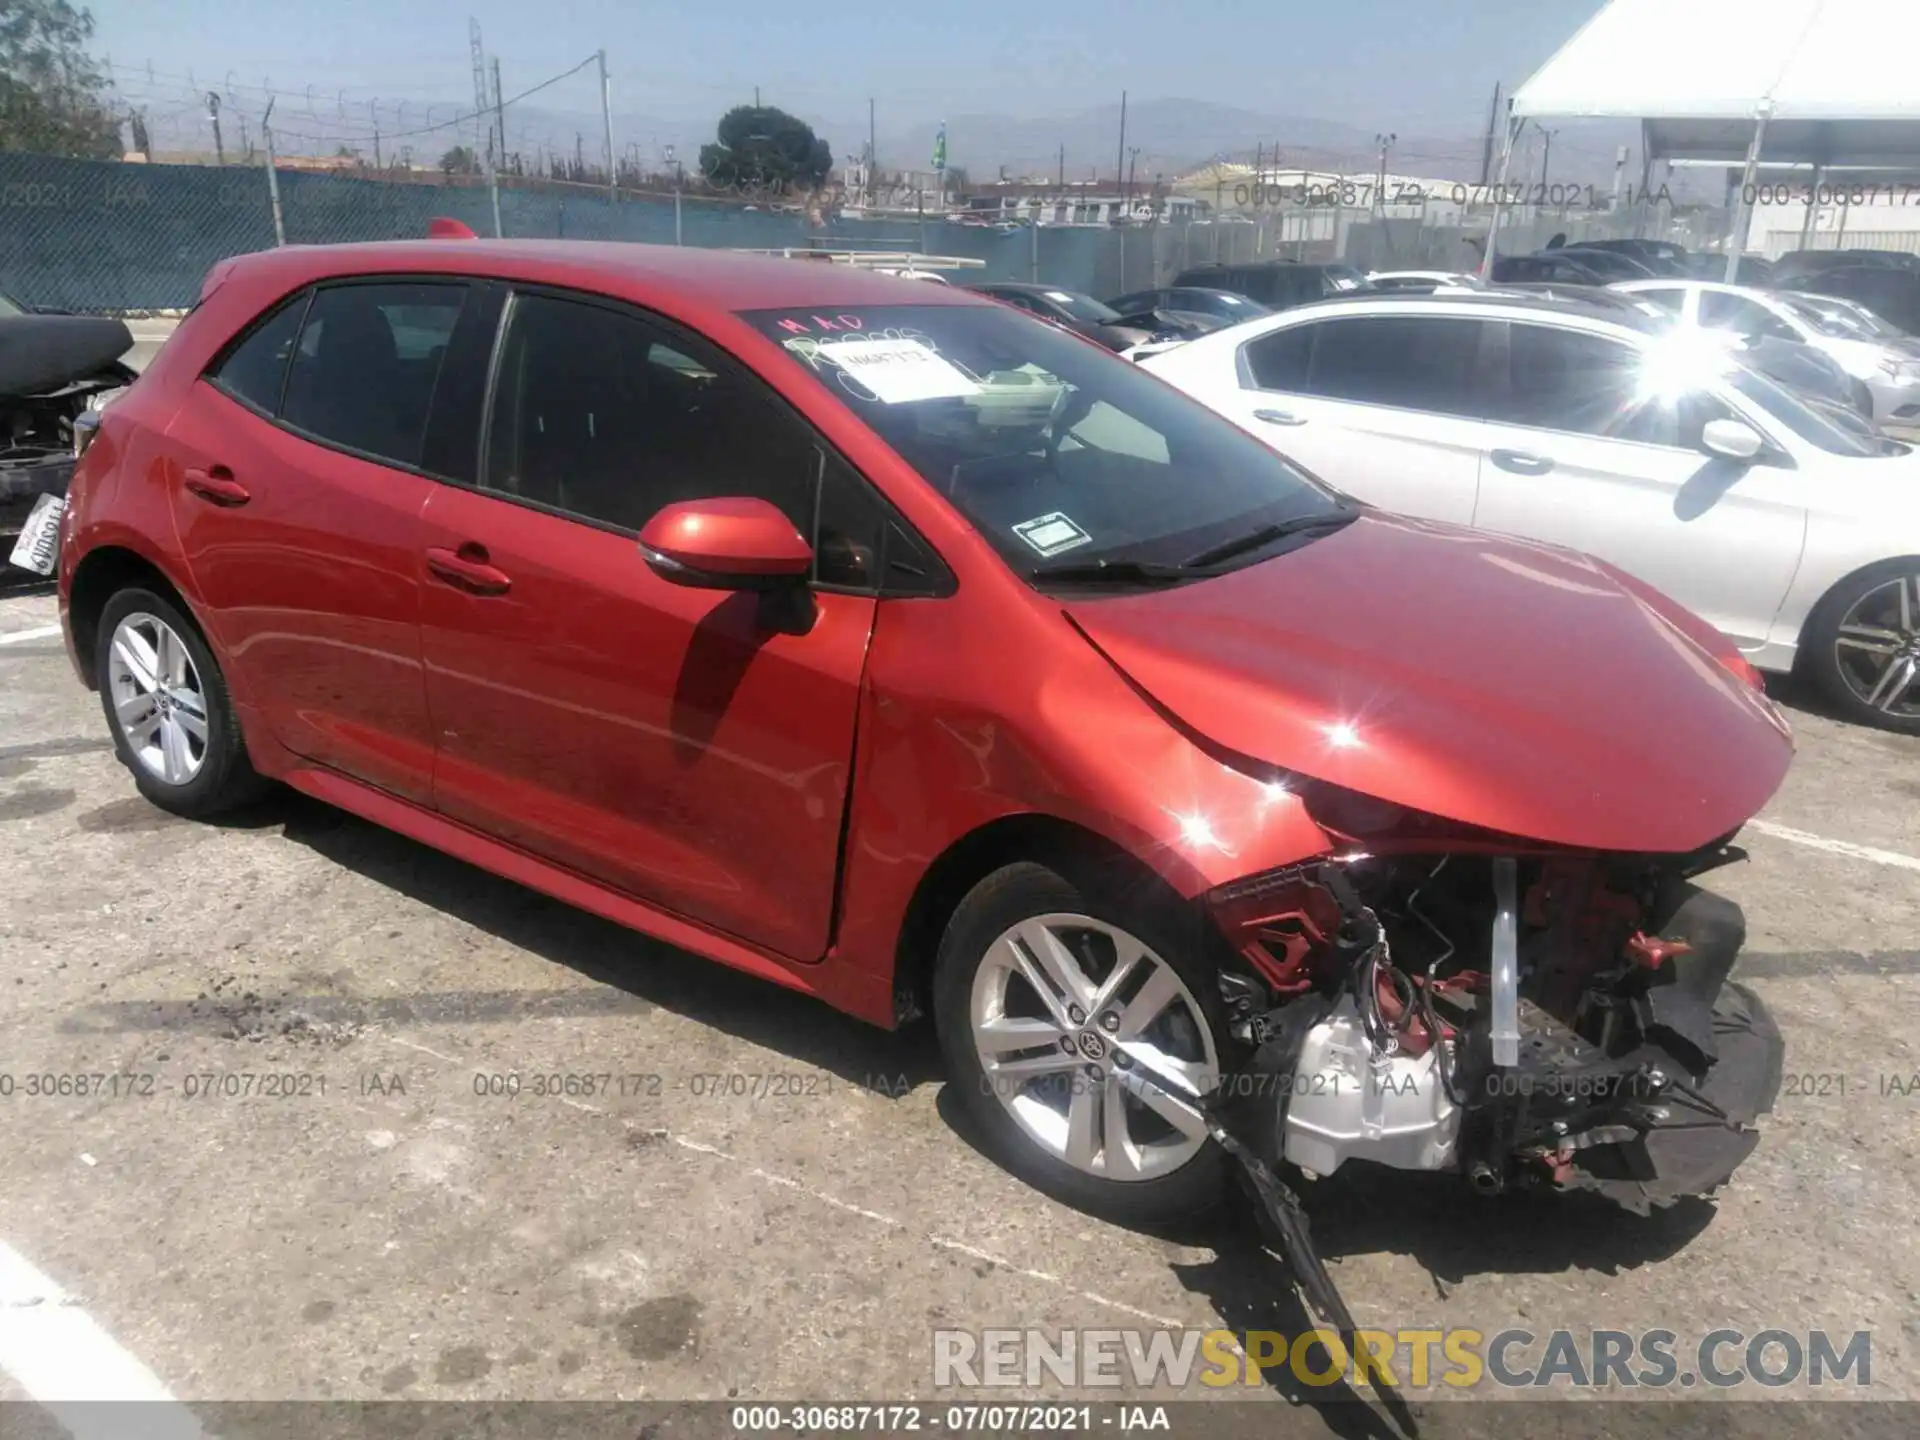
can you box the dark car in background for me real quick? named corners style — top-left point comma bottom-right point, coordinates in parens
top-left (1169, 261), bottom-right (1371, 310)
top-left (1781, 265), bottom-right (1920, 337)
top-left (1105, 285), bottom-right (1271, 332)
top-left (1489, 252), bottom-right (1612, 285)
top-left (1571, 238), bottom-right (1691, 274)
top-left (1536, 245), bottom-right (1658, 281)
top-left (1770, 249), bottom-right (1920, 285)
top-left (968, 282), bottom-right (1160, 351)
top-left (3, 313), bottom-right (136, 561)
top-left (1681, 252), bottom-right (1776, 285)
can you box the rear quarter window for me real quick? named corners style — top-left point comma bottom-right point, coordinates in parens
top-left (206, 291), bottom-right (310, 416)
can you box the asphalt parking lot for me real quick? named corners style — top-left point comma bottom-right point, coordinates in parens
top-left (2, 571), bottom-right (1919, 1435)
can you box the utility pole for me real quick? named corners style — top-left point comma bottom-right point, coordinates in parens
top-left (1538, 127), bottom-right (1557, 192)
top-left (1374, 132), bottom-right (1396, 212)
top-left (1610, 144), bottom-right (1629, 210)
top-left (470, 19), bottom-right (500, 236)
top-left (597, 49), bottom-right (616, 202)
top-left (1115, 90), bottom-right (1126, 194)
top-left (575, 132), bottom-right (585, 179)
top-left (1126, 145), bottom-right (1139, 209)
top-left (1479, 82), bottom-right (1501, 186)
top-left (261, 99), bottom-right (285, 246)
top-left (868, 98), bottom-right (877, 208)
top-left (488, 59), bottom-right (504, 236)
top-left (665, 145), bottom-right (683, 244)
top-left (1057, 143), bottom-right (1065, 193)
top-left (372, 100), bottom-right (382, 169)
top-left (1373, 132), bottom-right (1396, 266)
top-left (755, 86), bottom-right (761, 107)
top-left (206, 91), bottom-right (224, 166)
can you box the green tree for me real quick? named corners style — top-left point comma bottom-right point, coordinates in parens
top-left (0, 0), bottom-right (120, 158)
top-left (438, 144), bottom-right (475, 175)
top-left (698, 104), bottom-right (830, 192)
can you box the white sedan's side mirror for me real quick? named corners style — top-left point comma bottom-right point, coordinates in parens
top-left (1701, 418), bottom-right (1766, 461)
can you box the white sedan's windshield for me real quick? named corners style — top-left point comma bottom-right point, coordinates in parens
top-left (1728, 367), bottom-right (1887, 458)
top-left (742, 303), bottom-right (1345, 575)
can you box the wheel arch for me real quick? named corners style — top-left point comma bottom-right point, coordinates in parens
top-left (1797, 552), bottom-right (1920, 658)
top-left (67, 544), bottom-right (199, 691)
top-left (888, 811), bottom-right (1202, 1027)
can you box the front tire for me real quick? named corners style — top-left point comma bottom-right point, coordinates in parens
top-left (1804, 562), bottom-right (1920, 733)
top-left (95, 588), bottom-right (265, 817)
top-left (932, 859), bottom-right (1236, 1226)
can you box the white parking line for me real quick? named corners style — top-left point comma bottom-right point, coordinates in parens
top-left (0, 1240), bottom-right (203, 1437)
top-left (0, 624), bottom-right (61, 647)
top-left (1748, 818), bottom-right (1920, 874)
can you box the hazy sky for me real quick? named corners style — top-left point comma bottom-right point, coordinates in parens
top-left (91, 0), bottom-right (1608, 140)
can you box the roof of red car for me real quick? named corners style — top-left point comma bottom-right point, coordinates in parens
top-left (223, 239), bottom-right (989, 316)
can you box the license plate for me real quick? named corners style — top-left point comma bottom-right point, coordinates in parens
top-left (7, 493), bottom-right (64, 575)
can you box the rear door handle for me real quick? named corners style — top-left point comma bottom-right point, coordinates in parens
top-left (182, 466), bottom-right (251, 506)
top-left (1253, 408), bottom-right (1307, 427)
top-left (426, 544), bottom-right (512, 596)
top-left (1491, 449), bottom-right (1555, 476)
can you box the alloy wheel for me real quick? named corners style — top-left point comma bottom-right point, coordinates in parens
top-left (968, 913), bottom-right (1219, 1181)
top-left (107, 611), bottom-right (209, 785)
top-left (1833, 573), bottom-right (1920, 719)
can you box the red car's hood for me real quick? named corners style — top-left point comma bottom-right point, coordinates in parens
top-left (1066, 512), bottom-right (1793, 853)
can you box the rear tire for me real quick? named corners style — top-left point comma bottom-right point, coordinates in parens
top-left (932, 859), bottom-right (1237, 1227)
top-left (95, 587), bottom-right (266, 817)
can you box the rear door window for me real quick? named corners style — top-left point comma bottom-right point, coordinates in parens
top-left (280, 281), bottom-right (468, 469)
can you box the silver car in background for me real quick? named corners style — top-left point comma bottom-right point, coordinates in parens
top-left (1614, 279), bottom-right (1920, 426)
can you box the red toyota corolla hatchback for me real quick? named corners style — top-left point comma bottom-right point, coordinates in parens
top-left (60, 241), bottom-right (1793, 1224)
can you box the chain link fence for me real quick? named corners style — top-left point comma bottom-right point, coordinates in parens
top-left (0, 149), bottom-right (1723, 314)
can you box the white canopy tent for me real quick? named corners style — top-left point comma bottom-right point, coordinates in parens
top-left (1483, 0), bottom-right (1920, 279)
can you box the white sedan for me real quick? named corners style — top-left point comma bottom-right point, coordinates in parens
top-left (1141, 290), bottom-right (1920, 732)
top-left (1611, 278), bottom-right (1920, 426)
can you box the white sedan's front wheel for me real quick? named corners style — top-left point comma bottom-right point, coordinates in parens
top-left (1806, 563), bottom-right (1920, 733)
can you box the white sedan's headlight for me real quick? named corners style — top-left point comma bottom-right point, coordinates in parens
top-left (1877, 354), bottom-right (1920, 382)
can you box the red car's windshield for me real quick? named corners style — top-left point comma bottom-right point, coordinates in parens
top-left (740, 303), bottom-right (1343, 577)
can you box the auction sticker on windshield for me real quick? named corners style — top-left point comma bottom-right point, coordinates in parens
top-left (1012, 511), bottom-right (1092, 557)
top-left (813, 336), bottom-right (983, 404)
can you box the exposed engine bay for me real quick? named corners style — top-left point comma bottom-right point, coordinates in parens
top-left (1206, 844), bottom-right (1784, 1213)
top-left (1187, 836), bottom-right (1783, 1405)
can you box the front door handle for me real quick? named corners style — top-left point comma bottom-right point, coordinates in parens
top-left (426, 544), bottom-right (512, 596)
top-left (1491, 449), bottom-right (1556, 476)
top-left (182, 466), bottom-right (251, 506)
top-left (1253, 408), bottom-right (1308, 427)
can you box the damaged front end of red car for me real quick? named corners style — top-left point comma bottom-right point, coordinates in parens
top-left (1055, 515), bottom-right (1793, 1378)
top-left (1181, 786), bottom-right (1785, 1399)
top-left (1200, 788), bottom-right (1784, 1216)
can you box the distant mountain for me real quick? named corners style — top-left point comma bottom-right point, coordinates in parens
top-left (345, 96), bottom-right (1652, 194)
top-left (887, 99), bottom-right (1385, 183)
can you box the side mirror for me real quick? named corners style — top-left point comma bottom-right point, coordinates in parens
top-left (638, 497), bottom-right (812, 590)
top-left (1700, 418), bottom-right (1766, 461)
